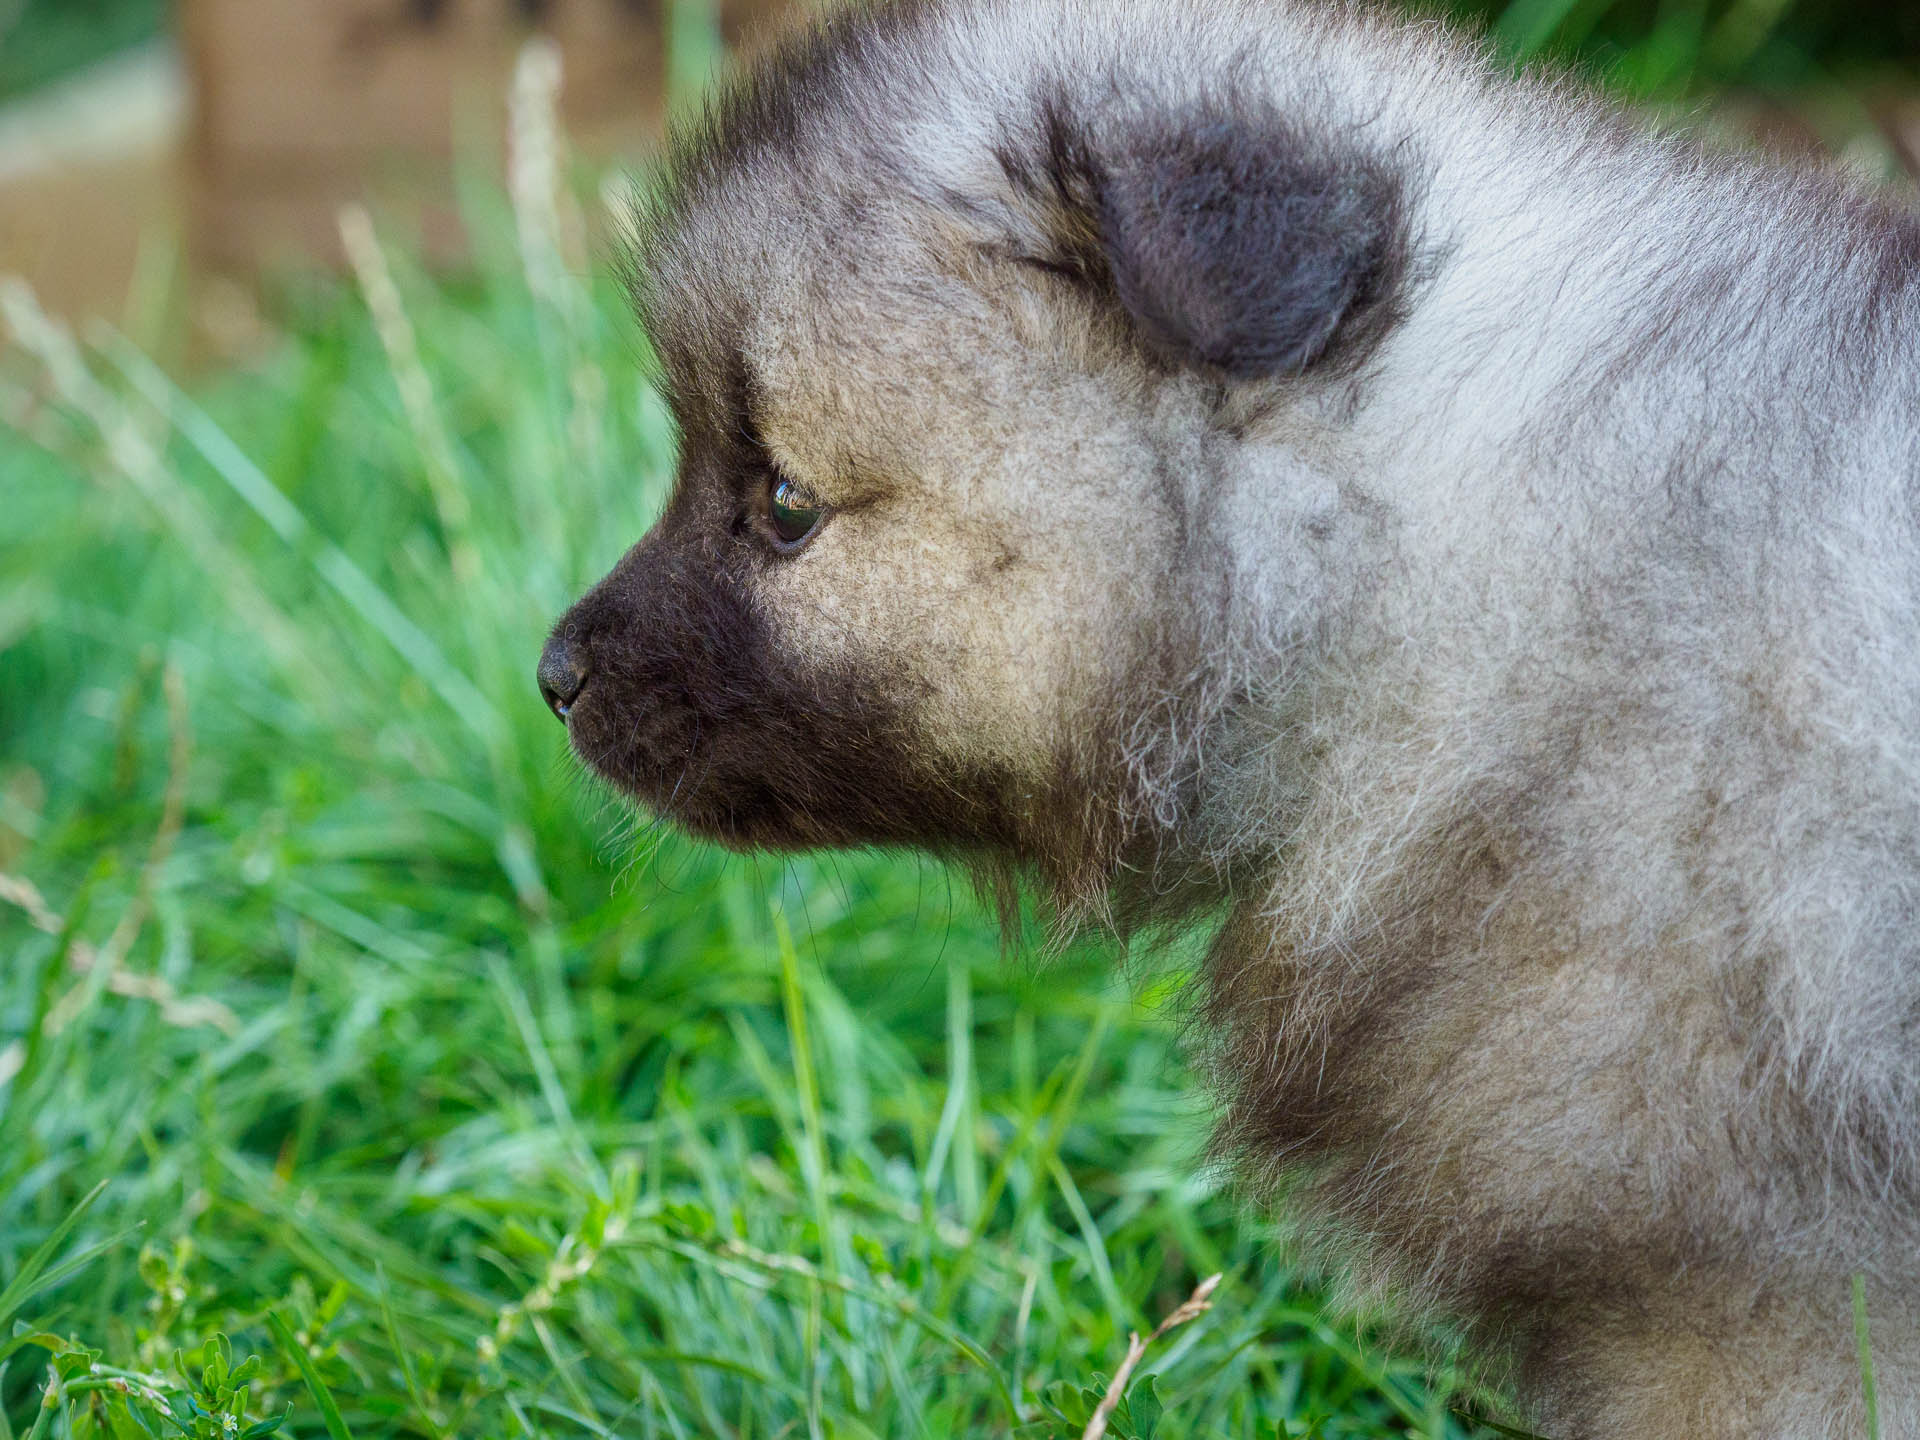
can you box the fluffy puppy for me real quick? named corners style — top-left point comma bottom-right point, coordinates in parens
top-left (538, 1), bottom-right (1920, 1433)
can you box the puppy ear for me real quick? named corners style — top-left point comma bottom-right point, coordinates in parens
top-left (1021, 98), bottom-right (1409, 378)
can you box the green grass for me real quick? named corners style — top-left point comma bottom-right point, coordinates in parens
top-left (0, 91), bottom-right (1516, 1438)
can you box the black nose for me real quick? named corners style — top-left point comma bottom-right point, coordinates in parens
top-left (537, 629), bottom-right (589, 721)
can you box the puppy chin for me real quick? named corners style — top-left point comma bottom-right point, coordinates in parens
top-left (562, 697), bottom-right (818, 850)
top-left (640, 788), bottom-right (854, 853)
top-left (563, 691), bottom-right (689, 805)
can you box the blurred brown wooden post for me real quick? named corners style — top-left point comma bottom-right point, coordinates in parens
top-left (0, 46), bottom-right (186, 334)
top-left (0, 0), bottom-right (787, 340)
top-left (178, 0), bottom-right (786, 275)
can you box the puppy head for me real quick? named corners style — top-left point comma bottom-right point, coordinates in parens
top-left (543, 0), bottom-right (1410, 910)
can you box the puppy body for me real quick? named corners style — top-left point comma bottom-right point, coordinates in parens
top-left (548, 2), bottom-right (1920, 1432)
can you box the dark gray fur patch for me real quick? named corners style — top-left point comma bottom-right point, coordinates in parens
top-left (1003, 90), bottom-right (1413, 378)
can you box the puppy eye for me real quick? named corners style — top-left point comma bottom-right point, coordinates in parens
top-left (768, 476), bottom-right (825, 548)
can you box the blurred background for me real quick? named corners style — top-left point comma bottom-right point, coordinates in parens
top-left (0, 0), bottom-right (780, 349)
top-left (1, 4), bottom-right (1917, 1440)
top-left (1, 0), bottom-right (1918, 341)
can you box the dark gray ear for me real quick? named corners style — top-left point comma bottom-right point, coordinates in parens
top-left (1020, 97), bottom-right (1410, 378)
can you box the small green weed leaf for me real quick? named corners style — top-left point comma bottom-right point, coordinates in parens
top-left (315, 1284), bottom-right (347, 1329)
top-left (105, 1401), bottom-right (160, 1440)
top-left (51, 1346), bottom-right (99, 1381)
top-left (1040, 1380), bottom-right (1090, 1427)
top-left (115, 1400), bottom-right (163, 1440)
top-left (0, 1330), bottom-right (75, 1366)
top-left (1129, 1373), bottom-right (1162, 1440)
top-left (198, 1334), bottom-right (229, 1392)
top-left (135, 1249), bottom-right (167, 1295)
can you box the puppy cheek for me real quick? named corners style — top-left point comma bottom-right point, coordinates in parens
top-left (814, 599), bottom-right (1091, 782)
top-left (765, 504), bottom-right (1154, 791)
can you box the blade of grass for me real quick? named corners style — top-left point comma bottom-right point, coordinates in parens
top-left (773, 908), bottom-right (832, 1440)
top-left (266, 1307), bottom-right (354, 1440)
top-left (100, 332), bottom-right (506, 749)
top-left (374, 1262), bottom-right (442, 1440)
top-left (655, 1234), bottom-right (1021, 1427)
top-left (1854, 1274), bottom-right (1879, 1440)
top-left (924, 955), bottom-right (978, 1217)
top-left (1048, 1153), bottom-right (1130, 1333)
top-left (487, 954), bottom-right (607, 1196)
top-left (773, 910), bottom-right (834, 1276)
top-left (1, 1231), bottom-right (141, 1330)
top-left (0, 1180), bottom-right (108, 1333)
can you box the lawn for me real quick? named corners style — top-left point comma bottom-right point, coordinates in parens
top-left (0, 2), bottom-right (1910, 1437)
